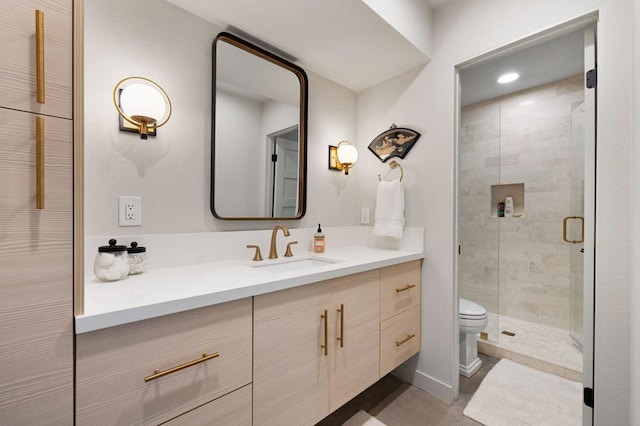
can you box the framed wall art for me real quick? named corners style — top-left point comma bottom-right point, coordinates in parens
top-left (368, 124), bottom-right (420, 163)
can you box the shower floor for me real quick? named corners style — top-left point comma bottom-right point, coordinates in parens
top-left (477, 313), bottom-right (582, 382)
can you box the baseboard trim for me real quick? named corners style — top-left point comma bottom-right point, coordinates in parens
top-left (392, 364), bottom-right (454, 404)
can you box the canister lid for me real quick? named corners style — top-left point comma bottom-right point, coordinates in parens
top-left (98, 239), bottom-right (127, 253)
top-left (127, 241), bottom-right (146, 253)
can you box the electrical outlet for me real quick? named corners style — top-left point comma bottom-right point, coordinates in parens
top-left (360, 207), bottom-right (370, 225)
top-left (119, 196), bottom-right (142, 226)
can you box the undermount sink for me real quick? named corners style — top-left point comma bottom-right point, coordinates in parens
top-left (252, 256), bottom-right (343, 273)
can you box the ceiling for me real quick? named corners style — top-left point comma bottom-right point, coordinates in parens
top-left (165, 0), bottom-right (432, 92)
top-left (166, 0), bottom-right (583, 100)
top-left (460, 30), bottom-right (585, 106)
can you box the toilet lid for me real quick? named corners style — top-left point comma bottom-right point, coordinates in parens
top-left (459, 298), bottom-right (487, 317)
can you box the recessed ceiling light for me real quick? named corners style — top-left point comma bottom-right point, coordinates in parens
top-left (497, 72), bottom-right (519, 84)
top-left (520, 100), bottom-right (534, 106)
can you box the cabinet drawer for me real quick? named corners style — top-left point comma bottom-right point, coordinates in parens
top-left (380, 305), bottom-right (421, 376)
top-left (76, 298), bottom-right (252, 426)
top-left (380, 260), bottom-right (421, 321)
top-left (162, 384), bottom-right (252, 426)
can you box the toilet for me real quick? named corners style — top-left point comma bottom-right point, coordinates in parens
top-left (459, 298), bottom-right (489, 377)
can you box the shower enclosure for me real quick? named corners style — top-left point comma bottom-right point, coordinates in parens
top-left (458, 75), bottom-right (586, 350)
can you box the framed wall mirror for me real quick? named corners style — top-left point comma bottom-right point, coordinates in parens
top-left (211, 32), bottom-right (308, 220)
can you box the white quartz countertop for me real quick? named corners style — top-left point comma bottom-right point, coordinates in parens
top-left (76, 245), bottom-right (424, 333)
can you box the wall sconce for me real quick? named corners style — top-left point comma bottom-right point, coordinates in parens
top-left (336, 141), bottom-right (358, 175)
top-left (113, 76), bottom-right (172, 139)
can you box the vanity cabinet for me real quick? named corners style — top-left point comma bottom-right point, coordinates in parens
top-left (253, 269), bottom-right (380, 425)
top-left (0, 1), bottom-right (74, 423)
top-left (379, 260), bottom-right (422, 376)
top-left (76, 298), bottom-right (253, 425)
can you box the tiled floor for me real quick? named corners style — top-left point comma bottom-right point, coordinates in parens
top-left (317, 354), bottom-right (499, 426)
top-left (478, 313), bottom-right (583, 381)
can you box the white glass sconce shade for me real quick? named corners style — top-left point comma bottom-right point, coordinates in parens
top-left (336, 141), bottom-right (358, 175)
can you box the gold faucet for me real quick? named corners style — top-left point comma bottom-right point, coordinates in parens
top-left (268, 224), bottom-right (290, 259)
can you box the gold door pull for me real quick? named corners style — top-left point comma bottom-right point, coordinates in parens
top-left (144, 352), bottom-right (219, 382)
top-left (395, 334), bottom-right (416, 347)
top-left (36, 10), bottom-right (45, 104)
top-left (562, 216), bottom-right (584, 243)
top-left (396, 284), bottom-right (416, 293)
top-left (321, 310), bottom-right (328, 356)
top-left (337, 304), bottom-right (344, 348)
top-left (36, 117), bottom-right (45, 209)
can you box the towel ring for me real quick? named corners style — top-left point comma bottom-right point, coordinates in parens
top-left (378, 160), bottom-right (404, 181)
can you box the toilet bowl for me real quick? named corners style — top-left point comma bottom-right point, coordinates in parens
top-left (459, 298), bottom-right (488, 377)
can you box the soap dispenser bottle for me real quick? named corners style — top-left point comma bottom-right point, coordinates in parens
top-left (314, 224), bottom-right (325, 253)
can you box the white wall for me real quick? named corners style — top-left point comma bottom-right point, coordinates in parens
top-left (632, 0), bottom-right (640, 423)
top-left (357, 0), bottom-right (632, 421)
top-left (85, 0), bottom-right (359, 237)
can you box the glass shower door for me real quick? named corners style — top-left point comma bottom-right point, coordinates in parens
top-left (568, 102), bottom-right (586, 348)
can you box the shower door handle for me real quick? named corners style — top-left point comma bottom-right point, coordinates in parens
top-left (562, 216), bottom-right (584, 243)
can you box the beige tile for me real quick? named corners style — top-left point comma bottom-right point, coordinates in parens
top-left (511, 352), bottom-right (566, 378)
top-left (477, 340), bottom-right (512, 359)
top-left (564, 367), bottom-right (583, 382)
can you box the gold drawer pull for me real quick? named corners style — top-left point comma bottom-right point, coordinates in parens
top-left (144, 352), bottom-right (219, 382)
top-left (395, 334), bottom-right (416, 347)
top-left (36, 10), bottom-right (45, 104)
top-left (320, 309), bottom-right (328, 356)
top-left (337, 304), bottom-right (344, 348)
top-left (396, 284), bottom-right (416, 293)
top-left (36, 117), bottom-right (45, 209)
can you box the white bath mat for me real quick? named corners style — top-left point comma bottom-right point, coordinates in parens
top-left (342, 410), bottom-right (387, 426)
top-left (463, 358), bottom-right (582, 425)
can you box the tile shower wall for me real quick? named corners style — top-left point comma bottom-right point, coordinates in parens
top-left (459, 75), bottom-right (584, 330)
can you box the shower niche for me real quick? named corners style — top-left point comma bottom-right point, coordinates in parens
top-left (490, 183), bottom-right (524, 218)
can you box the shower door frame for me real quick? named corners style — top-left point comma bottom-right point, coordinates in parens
top-left (453, 14), bottom-right (597, 425)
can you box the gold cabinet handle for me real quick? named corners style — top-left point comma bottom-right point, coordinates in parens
top-left (36, 10), bottom-right (45, 104)
top-left (320, 309), bottom-right (328, 356)
top-left (144, 352), bottom-right (220, 382)
top-left (336, 304), bottom-right (344, 348)
top-left (562, 216), bottom-right (584, 243)
top-left (396, 284), bottom-right (416, 293)
top-left (395, 333), bottom-right (416, 347)
top-left (36, 117), bottom-right (45, 209)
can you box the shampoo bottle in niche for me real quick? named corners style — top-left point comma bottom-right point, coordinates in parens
top-left (314, 224), bottom-right (325, 253)
top-left (504, 196), bottom-right (514, 217)
top-left (498, 199), bottom-right (505, 217)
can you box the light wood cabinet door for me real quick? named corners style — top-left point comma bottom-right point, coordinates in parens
top-left (162, 384), bottom-right (252, 426)
top-left (254, 281), bottom-right (332, 426)
top-left (380, 260), bottom-right (421, 321)
top-left (254, 270), bottom-right (382, 424)
top-left (76, 299), bottom-right (253, 426)
top-left (0, 1), bottom-right (72, 118)
top-left (329, 270), bottom-right (380, 412)
top-left (0, 109), bottom-right (73, 423)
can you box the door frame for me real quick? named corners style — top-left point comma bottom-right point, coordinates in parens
top-left (264, 124), bottom-right (299, 216)
top-left (452, 13), bottom-right (598, 425)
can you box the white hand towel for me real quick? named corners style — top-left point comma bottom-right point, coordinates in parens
top-left (373, 178), bottom-right (404, 239)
